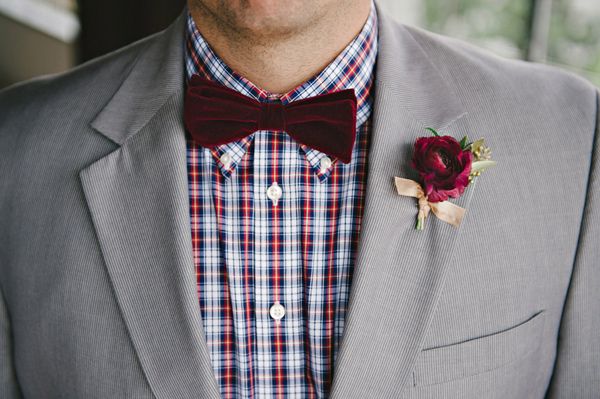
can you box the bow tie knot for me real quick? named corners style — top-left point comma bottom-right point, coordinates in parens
top-left (260, 100), bottom-right (286, 132)
top-left (184, 75), bottom-right (358, 163)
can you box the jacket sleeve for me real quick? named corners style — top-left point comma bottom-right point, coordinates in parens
top-left (546, 88), bottom-right (600, 397)
top-left (0, 284), bottom-right (22, 398)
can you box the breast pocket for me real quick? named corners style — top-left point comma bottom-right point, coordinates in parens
top-left (412, 310), bottom-right (546, 387)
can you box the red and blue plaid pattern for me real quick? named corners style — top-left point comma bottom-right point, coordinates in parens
top-left (185, 4), bottom-right (378, 398)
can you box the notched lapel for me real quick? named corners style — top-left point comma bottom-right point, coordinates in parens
top-left (329, 8), bottom-right (480, 398)
top-left (79, 10), bottom-right (221, 399)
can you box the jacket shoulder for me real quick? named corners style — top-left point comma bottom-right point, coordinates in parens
top-left (0, 30), bottom-right (160, 142)
top-left (0, 29), bottom-right (172, 201)
top-left (401, 23), bottom-right (598, 122)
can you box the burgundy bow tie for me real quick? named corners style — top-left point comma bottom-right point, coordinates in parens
top-left (184, 74), bottom-right (358, 163)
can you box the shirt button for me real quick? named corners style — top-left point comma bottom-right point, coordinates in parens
top-left (266, 182), bottom-right (282, 206)
top-left (219, 152), bottom-right (232, 169)
top-left (320, 156), bottom-right (332, 172)
top-left (269, 302), bottom-right (286, 321)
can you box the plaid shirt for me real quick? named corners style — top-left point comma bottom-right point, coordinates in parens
top-left (185, 5), bottom-right (378, 398)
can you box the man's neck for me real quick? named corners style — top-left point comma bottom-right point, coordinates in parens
top-left (188, 2), bottom-right (372, 94)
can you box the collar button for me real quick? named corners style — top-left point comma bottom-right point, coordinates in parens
top-left (219, 152), bottom-right (232, 169)
top-left (320, 156), bottom-right (333, 172)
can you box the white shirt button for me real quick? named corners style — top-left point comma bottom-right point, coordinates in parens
top-left (320, 156), bottom-right (332, 172)
top-left (219, 152), bottom-right (232, 169)
top-left (269, 302), bottom-right (286, 321)
top-left (266, 182), bottom-right (282, 206)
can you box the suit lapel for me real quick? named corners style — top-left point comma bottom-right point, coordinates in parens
top-left (329, 9), bottom-right (477, 397)
top-left (79, 12), bottom-right (221, 399)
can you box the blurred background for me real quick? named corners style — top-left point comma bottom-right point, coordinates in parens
top-left (0, 0), bottom-right (599, 89)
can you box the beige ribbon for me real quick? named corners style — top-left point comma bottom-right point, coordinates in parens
top-left (394, 177), bottom-right (466, 230)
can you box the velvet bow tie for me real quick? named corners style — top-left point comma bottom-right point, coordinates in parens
top-left (184, 74), bottom-right (358, 164)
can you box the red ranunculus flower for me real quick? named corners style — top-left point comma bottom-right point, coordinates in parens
top-left (411, 135), bottom-right (473, 203)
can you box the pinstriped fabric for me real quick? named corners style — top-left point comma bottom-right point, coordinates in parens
top-left (185, 5), bottom-right (377, 398)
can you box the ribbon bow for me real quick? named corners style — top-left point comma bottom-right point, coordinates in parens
top-left (394, 177), bottom-right (466, 230)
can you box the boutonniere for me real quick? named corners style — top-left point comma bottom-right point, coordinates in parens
top-left (394, 128), bottom-right (496, 231)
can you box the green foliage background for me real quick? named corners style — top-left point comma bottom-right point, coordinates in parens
top-left (548, 0), bottom-right (600, 85)
top-left (422, 0), bottom-right (600, 85)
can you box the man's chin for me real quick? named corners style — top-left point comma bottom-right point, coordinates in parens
top-left (225, 2), bottom-right (318, 38)
top-left (187, 0), bottom-right (321, 37)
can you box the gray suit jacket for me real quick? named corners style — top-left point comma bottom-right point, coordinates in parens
top-left (1, 6), bottom-right (599, 399)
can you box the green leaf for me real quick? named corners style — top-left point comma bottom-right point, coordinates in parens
top-left (459, 135), bottom-right (469, 149)
top-left (471, 160), bottom-right (497, 173)
top-left (425, 127), bottom-right (440, 137)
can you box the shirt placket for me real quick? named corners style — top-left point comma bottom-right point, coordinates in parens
top-left (253, 127), bottom-right (275, 398)
top-left (254, 123), bottom-right (306, 398)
